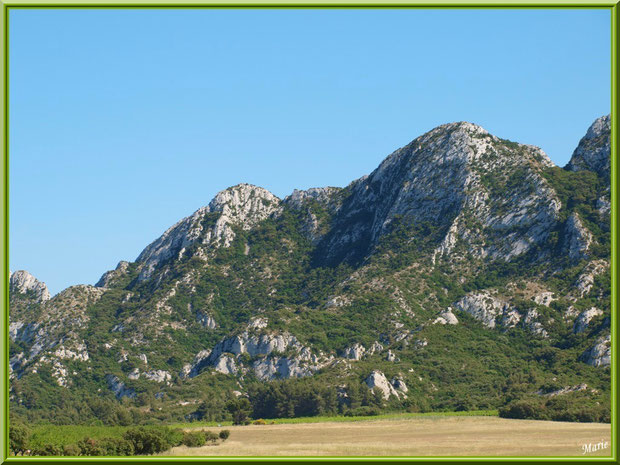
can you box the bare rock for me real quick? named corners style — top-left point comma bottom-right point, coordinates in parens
top-left (580, 335), bottom-right (611, 367)
top-left (454, 291), bottom-right (511, 328)
top-left (563, 213), bottom-right (593, 260)
top-left (566, 114), bottom-right (611, 179)
top-left (365, 370), bottom-right (399, 399)
top-left (10, 270), bottom-right (50, 302)
top-left (573, 308), bottom-right (603, 334)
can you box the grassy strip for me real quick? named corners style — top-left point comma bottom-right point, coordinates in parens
top-left (268, 409), bottom-right (498, 424)
top-left (173, 409), bottom-right (498, 429)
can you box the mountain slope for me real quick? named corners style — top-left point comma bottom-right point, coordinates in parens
top-left (9, 115), bottom-right (611, 425)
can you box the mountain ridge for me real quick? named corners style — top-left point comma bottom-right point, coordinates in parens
top-left (9, 115), bottom-right (611, 425)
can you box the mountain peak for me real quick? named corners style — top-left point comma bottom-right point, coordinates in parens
top-left (433, 120), bottom-right (490, 136)
top-left (9, 270), bottom-right (50, 302)
top-left (208, 183), bottom-right (280, 217)
top-left (566, 114), bottom-right (611, 178)
top-left (135, 184), bottom-right (281, 281)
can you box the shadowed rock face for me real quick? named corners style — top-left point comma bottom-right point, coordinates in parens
top-left (566, 114), bottom-right (611, 179)
top-left (581, 335), bottom-right (611, 367)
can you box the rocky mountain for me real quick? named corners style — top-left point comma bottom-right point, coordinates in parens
top-left (566, 115), bottom-right (611, 179)
top-left (9, 115), bottom-right (611, 424)
top-left (10, 270), bottom-right (50, 303)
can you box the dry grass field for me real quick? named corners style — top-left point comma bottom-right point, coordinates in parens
top-left (161, 415), bottom-right (612, 457)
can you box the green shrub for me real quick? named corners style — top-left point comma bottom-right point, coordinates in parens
top-left (77, 438), bottom-right (106, 456)
top-left (219, 430), bottom-right (230, 441)
top-left (499, 399), bottom-right (544, 420)
top-left (182, 432), bottom-right (206, 448)
top-left (62, 444), bottom-right (81, 456)
top-left (344, 406), bottom-right (380, 417)
top-left (123, 427), bottom-right (171, 455)
top-left (98, 437), bottom-right (135, 456)
top-left (32, 444), bottom-right (63, 456)
top-left (204, 431), bottom-right (219, 443)
top-left (9, 423), bottom-right (30, 456)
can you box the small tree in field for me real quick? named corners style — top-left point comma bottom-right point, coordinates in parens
top-left (226, 398), bottom-right (252, 425)
top-left (219, 430), bottom-right (230, 441)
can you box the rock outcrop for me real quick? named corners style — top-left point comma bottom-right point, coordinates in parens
top-left (10, 270), bottom-right (50, 302)
top-left (365, 370), bottom-right (399, 399)
top-left (581, 334), bottom-right (611, 367)
top-left (96, 261), bottom-right (130, 288)
top-left (563, 213), bottom-right (593, 260)
top-left (573, 308), bottom-right (603, 334)
top-left (135, 184), bottom-right (281, 280)
top-left (106, 375), bottom-right (136, 399)
top-left (433, 308), bottom-right (459, 325)
top-left (453, 291), bottom-right (511, 328)
top-left (566, 114), bottom-right (611, 179)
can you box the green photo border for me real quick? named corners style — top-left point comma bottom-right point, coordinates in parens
top-left (0, 1), bottom-right (617, 462)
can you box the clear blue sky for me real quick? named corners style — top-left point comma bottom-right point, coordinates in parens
top-left (9, 9), bottom-right (610, 296)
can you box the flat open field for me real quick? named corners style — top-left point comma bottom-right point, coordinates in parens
top-left (162, 416), bottom-right (612, 457)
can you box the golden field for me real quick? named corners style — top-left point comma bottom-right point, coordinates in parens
top-left (161, 415), bottom-right (612, 457)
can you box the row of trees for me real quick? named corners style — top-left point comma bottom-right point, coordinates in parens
top-left (10, 424), bottom-right (231, 456)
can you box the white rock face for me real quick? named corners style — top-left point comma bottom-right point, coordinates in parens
top-left (368, 341), bottom-right (384, 355)
top-left (342, 343), bottom-right (366, 360)
top-left (433, 308), bottom-right (459, 325)
top-left (325, 295), bottom-right (351, 308)
top-left (533, 292), bottom-right (555, 307)
top-left (252, 357), bottom-right (311, 381)
top-left (248, 317), bottom-right (268, 330)
top-left (523, 310), bottom-right (548, 338)
top-left (10, 270), bottom-right (50, 301)
top-left (128, 368), bottom-right (140, 380)
top-left (365, 370), bottom-right (399, 399)
top-left (537, 383), bottom-right (588, 397)
top-left (385, 350), bottom-right (399, 362)
top-left (136, 184), bottom-right (281, 281)
top-left (581, 334), bottom-right (611, 367)
top-left (197, 312), bottom-right (217, 329)
top-left (501, 309), bottom-right (522, 328)
top-left (284, 187), bottom-right (342, 210)
top-left (575, 260), bottom-right (608, 297)
top-left (209, 331), bottom-right (302, 361)
top-left (563, 213), bottom-right (593, 260)
top-left (566, 114), bottom-right (611, 178)
top-left (53, 343), bottom-right (89, 362)
top-left (143, 370), bottom-right (171, 383)
top-left (185, 331), bottom-right (321, 380)
top-left (213, 355), bottom-right (237, 375)
top-left (573, 308), bottom-right (603, 334)
top-left (454, 291), bottom-right (511, 328)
